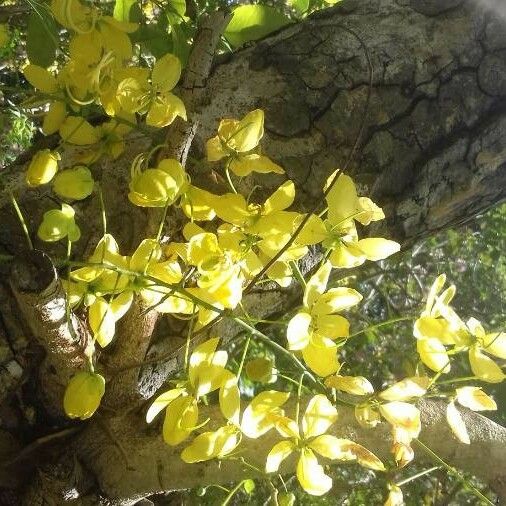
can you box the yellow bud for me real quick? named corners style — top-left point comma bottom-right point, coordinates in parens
top-left (63, 371), bottom-right (105, 420)
top-left (392, 442), bottom-right (414, 468)
top-left (245, 357), bottom-right (277, 383)
top-left (26, 149), bottom-right (60, 187)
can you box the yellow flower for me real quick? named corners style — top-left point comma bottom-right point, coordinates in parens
top-left (26, 149), bottom-right (60, 186)
top-left (63, 371), bottom-right (105, 419)
top-left (38, 203), bottom-right (81, 242)
top-left (322, 173), bottom-right (399, 268)
top-left (187, 231), bottom-right (244, 309)
top-left (116, 53), bottom-right (186, 127)
top-left (465, 318), bottom-right (505, 384)
top-left (146, 338), bottom-right (233, 445)
top-left (265, 395), bottom-right (384, 496)
top-left (129, 158), bottom-right (188, 207)
top-left (52, 165), bottom-right (95, 200)
top-left (70, 234), bottom-right (130, 295)
top-left (180, 388), bottom-right (287, 464)
top-left (286, 261), bottom-right (362, 377)
top-left (206, 109), bottom-right (284, 176)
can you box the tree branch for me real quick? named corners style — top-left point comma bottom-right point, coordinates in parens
top-left (26, 399), bottom-right (503, 504)
top-left (9, 250), bottom-right (91, 417)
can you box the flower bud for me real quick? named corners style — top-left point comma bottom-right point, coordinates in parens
top-left (63, 371), bottom-right (105, 419)
top-left (26, 149), bottom-right (60, 186)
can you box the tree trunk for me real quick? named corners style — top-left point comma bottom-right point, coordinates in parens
top-left (1, 0), bottom-right (505, 504)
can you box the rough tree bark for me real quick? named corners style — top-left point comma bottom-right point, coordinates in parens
top-left (0, 0), bottom-right (505, 504)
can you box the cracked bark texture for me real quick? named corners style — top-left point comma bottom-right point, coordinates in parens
top-left (190, 0), bottom-right (506, 245)
top-left (1, 0), bottom-right (506, 503)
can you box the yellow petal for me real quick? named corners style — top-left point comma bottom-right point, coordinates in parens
top-left (263, 181), bottom-right (295, 214)
top-left (265, 440), bottom-right (295, 473)
top-left (52, 165), bottom-right (94, 200)
top-left (24, 64), bottom-right (58, 93)
top-left (43, 101), bottom-right (67, 135)
top-left (163, 395), bottom-right (198, 445)
top-left (60, 116), bottom-right (100, 145)
top-left (357, 238), bottom-right (400, 261)
top-left (313, 287), bottom-right (362, 314)
top-left (109, 290), bottom-right (134, 320)
top-left (151, 53), bottom-right (181, 91)
top-left (468, 346), bottom-right (505, 383)
top-left (416, 338), bottom-right (450, 373)
top-left (456, 386), bottom-right (497, 411)
top-left (384, 485), bottom-right (404, 506)
top-left (26, 149), bottom-right (59, 187)
top-left (302, 394), bottom-right (337, 439)
top-left (180, 185), bottom-right (216, 221)
top-left (241, 390), bottom-right (290, 438)
top-left (296, 448), bottom-right (332, 496)
top-left (206, 135), bottom-right (227, 162)
top-left (89, 298), bottom-right (116, 347)
top-left (413, 316), bottom-right (463, 345)
top-left (325, 375), bottom-right (374, 396)
top-left (229, 154), bottom-right (284, 177)
top-left (219, 372), bottom-right (240, 424)
top-left (379, 377), bottom-right (429, 402)
top-left (446, 401), bottom-right (470, 444)
top-left (302, 335), bottom-right (340, 377)
top-left (231, 109), bottom-right (264, 153)
top-left (481, 332), bottom-right (506, 359)
top-left (63, 371), bottom-right (105, 420)
top-left (274, 416), bottom-right (300, 439)
top-left (379, 402), bottom-right (421, 439)
top-left (314, 314), bottom-right (350, 339)
top-left (325, 173), bottom-right (358, 225)
top-left (146, 92), bottom-right (187, 128)
top-left (146, 388), bottom-right (185, 423)
top-left (130, 238), bottom-right (162, 272)
top-left (287, 312), bottom-right (311, 350)
top-left (181, 425), bottom-right (239, 463)
top-left (328, 242), bottom-right (366, 269)
top-left (308, 435), bottom-right (355, 460)
top-left (303, 261), bottom-right (331, 309)
top-left (356, 197), bottom-right (384, 226)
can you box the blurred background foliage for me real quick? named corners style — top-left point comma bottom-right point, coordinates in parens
top-left (0, 0), bottom-right (504, 504)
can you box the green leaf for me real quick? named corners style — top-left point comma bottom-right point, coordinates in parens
top-left (113, 0), bottom-right (136, 22)
top-left (171, 24), bottom-right (192, 67)
top-left (225, 5), bottom-right (291, 49)
top-left (289, 0), bottom-right (309, 15)
top-left (26, 10), bottom-right (58, 67)
top-left (166, 0), bottom-right (186, 25)
top-left (131, 24), bottom-right (172, 58)
top-left (243, 479), bottom-right (255, 494)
